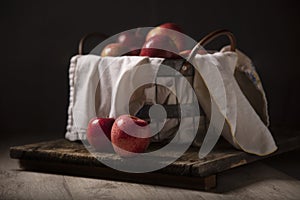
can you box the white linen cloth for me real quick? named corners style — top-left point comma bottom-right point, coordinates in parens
top-left (65, 49), bottom-right (277, 156)
top-left (192, 48), bottom-right (277, 155)
top-left (66, 55), bottom-right (163, 140)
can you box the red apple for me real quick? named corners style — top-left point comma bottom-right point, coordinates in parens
top-left (140, 35), bottom-right (180, 59)
top-left (117, 30), bottom-right (144, 47)
top-left (159, 22), bottom-right (183, 32)
top-left (101, 43), bottom-right (130, 57)
top-left (117, 29), bottom-right (146, 56)
top-left (86, 117), bottom-right (115, 152)
top-left (146, 23), bottom-right (186, 51)
top-left (135, 27), bottom-right (148, 42)
top-left (117, 31), bottom-right (135, 46)
top-left (111, 115), bottom-right (151, 157)
top-left (179, 49), bottom-right (208, 58)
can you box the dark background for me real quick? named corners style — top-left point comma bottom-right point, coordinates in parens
top-left (1, 0), bottom-right (300, 141)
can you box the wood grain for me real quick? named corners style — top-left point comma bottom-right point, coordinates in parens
top-left (2, 162), bottom-right (300, 200)
top-left (0, 170), bottom-right (72, 200)
top-left (9, 129), bottom-right (300, 191)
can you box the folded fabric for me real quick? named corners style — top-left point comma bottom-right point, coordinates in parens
top-left (192, 48), bottom-right (277, 155)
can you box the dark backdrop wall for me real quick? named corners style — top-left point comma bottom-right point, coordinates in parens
top-left (1, 0), bottom-right (300, 139)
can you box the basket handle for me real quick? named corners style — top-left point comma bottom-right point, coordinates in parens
top-left (78, 32), bottom-right (109, 55)
top-left (187, 29), bottom-right (236, 62)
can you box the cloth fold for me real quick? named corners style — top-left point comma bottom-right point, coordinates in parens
top-left (192, 50), bottom-right (277, 155)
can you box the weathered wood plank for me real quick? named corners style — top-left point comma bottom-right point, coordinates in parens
top-left (9, 128), bottom-right (300, 191)
top-left (63, 175), bottom-right (221, 200)
top-left (0, 169), bottom-right (72, 200)
top-left (191, 129), bottom-right (300, 177)
top-left (2, 162), bottom-right (300, 200)
top-left (17, 159), bottom-right (216, 191)
top-left (215, 162), bottom-right (300, 200)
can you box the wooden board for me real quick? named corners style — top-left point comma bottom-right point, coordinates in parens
top-left (9, 128), bottom-right (300, 191)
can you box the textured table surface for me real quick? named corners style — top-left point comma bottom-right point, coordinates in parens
top-left (1, 132), bottom-right (300, 200)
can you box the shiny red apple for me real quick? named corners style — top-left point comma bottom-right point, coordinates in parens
top-left (140, 35), bottom-right (180, 59)
top-left (111, 115), bottom-right (151, 157)
top-left (117, 31), bottom-right (136, 46)
top-left (146, 23), bottom-right (186, 51)
top-left (117, 30), bottom-right (145, 47)
top-left (159, 22), bottom-right (183, 32)
top-left (101, 43), bottom-right (130, 57)
top-left (86, 117), bottom-right (115, 151)
top-left (117, 29), bottom-right (146, 56)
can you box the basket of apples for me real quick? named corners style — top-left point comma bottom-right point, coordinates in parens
top-left (67, 23), bottom-right (242, 157)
